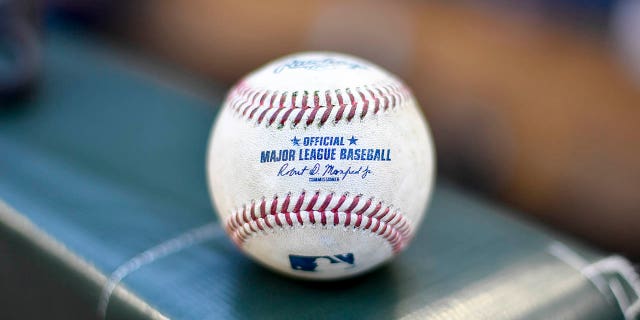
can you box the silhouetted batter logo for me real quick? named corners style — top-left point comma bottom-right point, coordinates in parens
top-left (289, 253), bottom-right (355, 272)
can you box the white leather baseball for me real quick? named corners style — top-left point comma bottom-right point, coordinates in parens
top-left (207, 52), bottom-right (435, 280)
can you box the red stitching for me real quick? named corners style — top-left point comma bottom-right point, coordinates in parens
top-left (318, 192), bottom-right (332, 211)
top-left (225, 192), bottom-right (412, 253)
top-left (224, 82), bottom-right (409, 127)
top-left (320, 91), bottom-right (334, 125)
top-left (335, 90), bottom-right (346, 122)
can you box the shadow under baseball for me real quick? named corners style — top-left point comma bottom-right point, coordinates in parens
top-left (229, 258), bottom-right (401, 320)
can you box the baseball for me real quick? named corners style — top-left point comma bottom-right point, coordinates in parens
top-left (206, 52), bottom-right (435, 280)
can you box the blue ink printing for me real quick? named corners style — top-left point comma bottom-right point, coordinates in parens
top-left (274, 58), bottom-right (367, 74)
top-left (289, 253), bottom-right (355, 272)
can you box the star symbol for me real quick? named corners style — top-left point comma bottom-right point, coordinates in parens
top-left (291, 136), bottom-right (301, 146)
top-left (348, 136), bottom-right (358, 145)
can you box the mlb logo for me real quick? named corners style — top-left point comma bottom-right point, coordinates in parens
top-left (289, 253), bottom-right (355, 272)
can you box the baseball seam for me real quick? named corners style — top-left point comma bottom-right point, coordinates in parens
top-left (225, 81), bottom-right (411, 127)
top-left (224, 191), bottom-right (412, 253)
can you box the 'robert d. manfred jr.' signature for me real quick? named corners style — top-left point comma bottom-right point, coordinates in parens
top-left (277, 163), bottom-right (372, 180)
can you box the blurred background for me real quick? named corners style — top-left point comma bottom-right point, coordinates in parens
top-left (2, 0), bottom-right (639, 260)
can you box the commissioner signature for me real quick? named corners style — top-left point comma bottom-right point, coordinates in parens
top-left (277, 162), bottom-right (372, 180)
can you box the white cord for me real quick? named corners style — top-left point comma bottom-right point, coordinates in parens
top-left (97, 222), bottom-right (223, 319)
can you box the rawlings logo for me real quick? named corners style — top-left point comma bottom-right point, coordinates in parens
top-left (289, 253), bottom-right (355, 272)
top-left (273, 58), bottom-right (367, 73)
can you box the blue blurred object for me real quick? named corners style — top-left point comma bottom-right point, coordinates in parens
top-left (0, 0), bottom-right (41, 102)
top-left (541, 0), bottom-right (619, 25)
